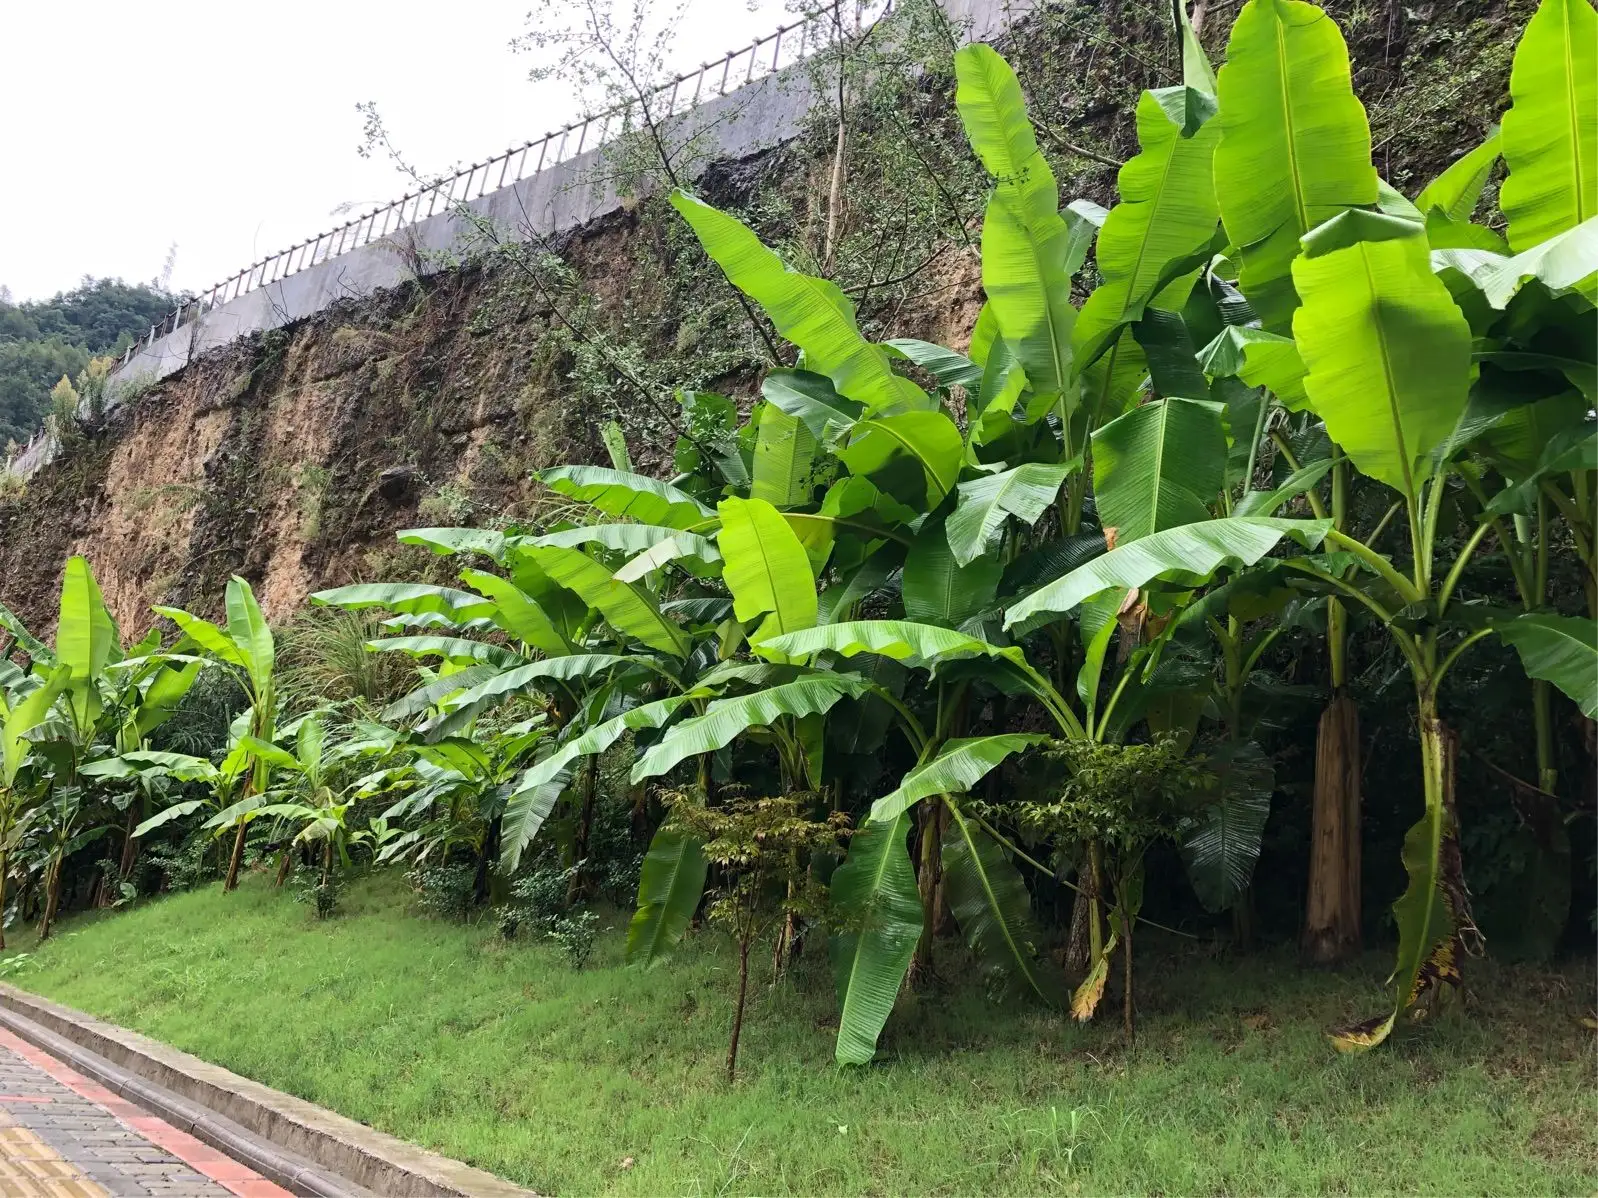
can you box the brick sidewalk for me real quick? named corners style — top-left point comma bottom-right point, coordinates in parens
top-left (0, 1028), bottom-right (290, 1197)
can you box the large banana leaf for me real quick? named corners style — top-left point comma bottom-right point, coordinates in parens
top-left (1198, 326), bottom-right (1309, 409)
top-left (1180, 740), bottom-right (1274, 912)
top-left (1495, 613), bottom-right (1598, 717)
top-left (526, 546), bottom-right (691, 658)
top-left (1, 666), bottom-right (68, 787)
top-left (1415, 128), bottom-right (1501, 224)
top-left (458, 569), bottom-right (573, 658)
top-left (902, 517), bottom-right (1001, 629)
top-left (1076, 87), bottom-right (1221, 364)
top-left (499, 773), bottom-right (569, 874)
top-left (670, 191), bottom-right (927, 413)
top-left (751, 405), bottom-right (819, 509)
top-left (760, 370), bottom-right (863, 439)
top-left (883, 339), bottom-right (984, 390)
top-left (829, 812), bottom-right (923, 1065)
top-left (151, 607), bottom-right (248, 670)
top-left (534, 465), bottom-right (713, 530)
top-left (364, 636), bottom-right (523, 668)
top-left (612, 532), bottom-right (725, 584)
top-left (1457, 218), bottom-right (1598, 310)
top-left (436, 655), bottom-right (639, 714)
top-left (531, 522), bottom-right (703, 557)
top-left (717, 497), bottom-right (817, 647)
top-left (503, 695), bottom-right (695, 859)
top-left (758, 619), bottom-right (1036, 679)
top-left (870, 734), bottom-right (1050, 824)
top-left (310, 583), bottom-right (497, 623)
top-left (56, 557), bottom-right (119, 684)
top-left (1092, 397), bottom-right (1227, 543)
top-left (946, 462), bottom-right (1073, 567)
top-left (941, 805), bottom-right (1053, 1002)
top-left (223, 577), bottom-right (274, 696)
top-left (1499, 0), bottom-right (1597, 251)
top-left (397, 526), bottom-right (509, 562)
top-left (954, 44), bottom-right (1077, 398)
top-left (1213, 0), bottom-right (1378, 331)
top-left (625, 822), bottom-right (709, 967)
top-left (1004, 516), bottom-right (1332, 628)
top-left (630, 674), bottom-right (872, 782)
top-left (1291, 215), bottom-right (1473, 505)
top-left (838, 412), bottom-right (964, 509)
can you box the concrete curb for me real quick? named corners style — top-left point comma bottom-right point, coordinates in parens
top-left (0, 984), bottom-right (533, 1197)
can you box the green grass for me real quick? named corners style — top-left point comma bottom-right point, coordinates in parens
top-left (3, 873), bottom-right (1593, 1195)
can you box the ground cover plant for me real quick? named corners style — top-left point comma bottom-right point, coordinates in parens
top-left (0, 0), bottom-right (1594, 1189)
top-left (3, 873), bottom-right (1594, 1195)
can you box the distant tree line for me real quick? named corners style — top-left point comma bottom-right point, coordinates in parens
top-left (0, 278), bottom-right (181, 450)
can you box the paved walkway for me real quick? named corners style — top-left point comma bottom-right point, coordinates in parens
top-left (0, 1028), bottom-right (290, 1197)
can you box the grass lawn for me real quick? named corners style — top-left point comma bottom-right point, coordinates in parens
top-left (1, 871), bottom-right (1593, 1195)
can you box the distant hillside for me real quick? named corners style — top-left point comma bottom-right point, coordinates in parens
top-left (0, 278), bottom-right (180, 447)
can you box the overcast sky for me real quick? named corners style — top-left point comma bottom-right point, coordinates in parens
top-left (0, 0), bottom-right (792, 301)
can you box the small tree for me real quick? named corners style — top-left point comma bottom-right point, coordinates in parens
top-left (666, 792), bottom-right (848, 1081)
top-left (1008, 738), bottom-right (1214, 1042)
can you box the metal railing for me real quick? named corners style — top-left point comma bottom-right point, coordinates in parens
top-left (119, 1), bottom-right (892, 368)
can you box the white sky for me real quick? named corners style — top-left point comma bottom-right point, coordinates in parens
top-left (0, 0), bottom-right (792, 301)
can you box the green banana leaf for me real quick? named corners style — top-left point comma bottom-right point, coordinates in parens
top-left (526, 545), bottom-right (691, 658)
top-left (1, 666), bottom-right (69, 787)
top-left (397, 526), bottom-right (509, 562)
top-left (223, 577), bottom-right (274, 697)
top-left (310, 583), bottom-right (497, 623)
top-left (1076, 86), bottom-right (1221, 363)
top-left (760, 370), bottom-right (863, 439)
top-left (946, 462), bottom-right (1073, 567)
top-left (0, 599), bottom-right (54, 667)
top-left (941, 805), bottom-right (1054, 1002)
top-left (1494, 613), bottom-right (1598, 717)
top-left (670, 190), bottom-right (928, 413)
top-left (151, 607), bottom-right (248, 669)
top-left (1291, 215), bottom-right (1473, 505)
top-left (751, 405), bottom-right (819, 509)
top-left (1415, 128), bottom-right (1501, 224)
top-left (503, 696), bottom-right (696, 866)
top-left (435, 655), bottom-right (639, 714)
top-left (838, 411), bottom-right (965, 509)
top-left (56, 557), bottom-right (119, 684)
top-left (717, 496), bottom-right (818, 647)
top-left (870, 735), bottom-right (1050, 824)
top-left (1213, 0), bottom-right (1378, 331)
top-left (458, 569), bottom-right (574, 658)
top-left (382, 665), bottom-right (499, 721)
top-left (534, 464), bottom-right (714, 530)
top-left (499, 773), bottom-right (569, 874)
top-left (1499, 0), bottom-right (1597, 251)
top-left (626, 821), bottom-right (709, 967)
top-left (1092, 397), bottom-right (1227, 543)
top-left (612, 532), bottom-right (726, 584)
top-left (830, 812), bottom-right (923, 1065)
top-left (1004, 516), bottom-right (1332, 628)
top-left (903, 516), bottom-right (1002, 629)
top-left (364, 636), bottom-right (523, 668)
top-left (1180, 740), bottom-right (1274, 912)
top-left (1198, 326), bottom-right (1309, 409)
top-left (883, 339), bottom-right (984, 390)
top-left (630, 674), bottom-right (873, 782)
top-left (954, 44), bottom-right (1077, 397)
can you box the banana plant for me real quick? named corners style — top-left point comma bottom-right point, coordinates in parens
top-left (0, 667), bottom-right (68, 948)
top-left (220, 714), bottom-right (394, 891)
top-left (153, 576), bottom-right (279, 891)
